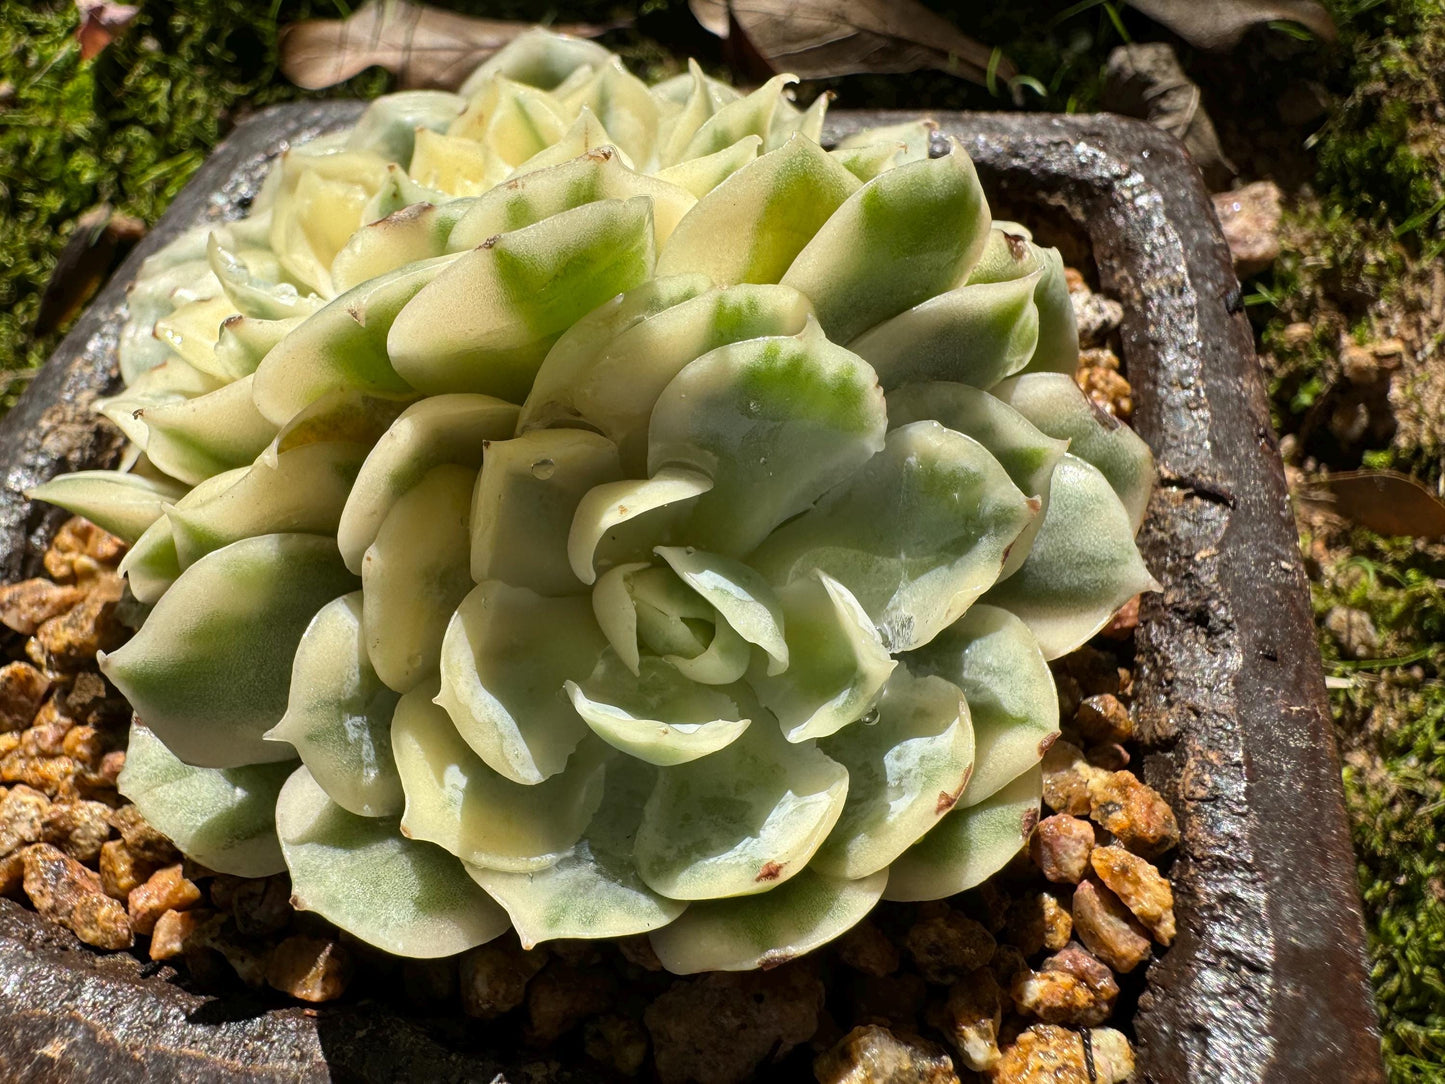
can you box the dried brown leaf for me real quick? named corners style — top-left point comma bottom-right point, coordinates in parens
top-left (36, 205), bottom-right (146, 337)
top-left (279, 0), bottom-right (615, 92)
top-left (1301, 470), bottom-right (1445, 540)
top-left (74, 0), bottom-right (140, 62)
top-left (1125, 0), bottom-right (1335, 51)
top-left (691, 0), bottom-right (1011, 86)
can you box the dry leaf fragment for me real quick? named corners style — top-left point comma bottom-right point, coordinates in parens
top-left (75, 0), bottom-right (140, 62)
top-left (690, 0), bottom-right (1012, 86)
top-left (1300, 470), bottom-right (1445, 540)
top-left (1124, 0), bottom-right (1335, 51)
top-left (36, 204), bottom-right (147, 336)
top-left (279, 0), bottom-right (616, 91)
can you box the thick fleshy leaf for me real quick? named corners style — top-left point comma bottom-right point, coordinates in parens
top-left (750, 421), bottom-right (1035, 652)
top-left (100, 534), bottom-right (358, 768)
top-left (387, 197), bottom-right (657, 401)
top-left (207, 234), bottom-right (319, 321)
top-left (678, 74), bottom-right (795, 163)
top-left (136, 375), bottom-right (278, 486)
top-left (252, 255), bottom-right (452, 427)
top-left (591, 562), bottom-right (649, 675)
top-left (337, 393), bottom-right (518, 573)
top-left (965, 231), bottom-right (1077, 375)
top-left (346, 89), bottom-right (465, 165)
top-left (568, 470), bottom-right (714, 585)
top-left (168, 441), bottom-right (368, 568)
top-left (812, 668), bottom-right (974, 879)
top-left (213, 313), bottom-right (306, 382)
top-left (447, 76), bottom-right (569, 167)
top-left (654, 546), bottom-right (788, 673)
top-left (566, 652), bottom-right (751, 765)
top-left (117, 468), bottom-right (246, 604)
top-left (470, 430), bottom-right (622, 596)
top-left (263, 389), bottom-right (407, 465)
top-left (751, 571), bottom-right (895, 743)
top-left (118, 722), bottom-right (291, 877)
top-left (830, 142), bottom-right (906, 183)
top-left (883, 765), bottom-right (1041, 902)
top-left (459, 27), bottom-right (611, 95)
top-left (887, 381), bottom-right (1068, 578)
top-left (27, 471), bottom-right (185, 545)
top-left (981, 454), bottom-right (1158, 659)
top-left (526, 283), bottom-right (816, 475)
top-left (409, 128), bottom-right (509, 195)
top-left (363, 465), bottom-right (475, 693)
top-left (268, 149), bottom-right (391, 294)
top-left (905, 604), bottom-right (1057, 807)
top-left (647, 319), bottom-right (888, 557)
top-left (991, 373), bottom-right (1155, 530)
top-left (467, 756), bottom-right (685, 948)
top-left (276, 766), bottom-right (509, 957)
top-left (655, 135), bottom-right (761, 198)
top-left (780, 145), bottom-right (991, 344)
top-left (152, 294), bottom-right (237, 379)
top-left (850, 274), bottom-right (1040, 390)
top-left (634, 721), bottom-right (849, 899)
top-left (392, 686), bottom-right (606, 871)
top-left (266, 593), bottom-right (403, 817)
top-left (437, 581), bottom-right (606, 784)
top-left (834, 119), bottom-right (936, 162)
top-left (519, 274), bottom-right (713, 434)
top-left (650, 867), bottom-right (885, 974)
top-left (445, 148), bottom-right (695, 251)
top-left (657, 136), bottom-right (860, 286)
top-left (329, 201), bottom-right (472, 295)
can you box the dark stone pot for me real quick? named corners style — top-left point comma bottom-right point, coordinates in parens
top-left (0, 104), bottom-right (1385, 1083)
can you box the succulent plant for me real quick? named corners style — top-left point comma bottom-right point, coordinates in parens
top-left (32, 31), bottom-right (1157, 973)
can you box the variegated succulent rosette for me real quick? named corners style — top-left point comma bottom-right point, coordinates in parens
top-left (32, 32), bottom-right (1158, 974)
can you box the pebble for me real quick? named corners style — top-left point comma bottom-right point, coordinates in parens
top-left (266, 935), bottom-right (352, 1002)
top-left (60, 724), bottom-right (105, 768)
top-left (987, 1024), bottom-right (1133, 1083)
top-left (1087, 771), bottom-right (1180, 858)
top-left (1042, 943), bottom-right (1120, 1011)
top-left (0, 662), bottom-right (50, 731)
top-left (903, 904), bottom-right (997, 984)
top-left (0, 783), bottom-right (50, 858)
top-left (35, 571), bottom-right (125, 668)
top-left (1071, 880), bottom-right (1153, 974)
top-left (21, 842), bottom-right (132, 949)
top-left (584, 1013), bottom-right (650, 1077)
top-left (1010, 967), bottom-right (1113, 1027)
top-left (149, 906), bottom-right (215, 960)
top-left (1076, 366), bottom-right (1134, 421)
top-left (814, 1025), bottom-right (961, 1084)
top-left (1085, 743), bottom-right (1131, 771)
top-left (1099, 596), bottom-right (1141, 641)
top-left (40, 798), bottom-right (112, 863)
top-left (1075, 694), bottom-right (1134, 745)
top-left (1040, 740), bottom-right (1096, 817)
top-left (1029, 815), bottom-right (1095, 884)
top-left (128, 863), bottom-right (201, 935)
top-left (1008, 891), bottom-right (1073, 956)
top-left (1070, 291), bottom-right (1124, 347)
top-left (108, 802), bottom-right (179, 864)
top-left (616, 933), bottom-right (665, 971)
top-left (526, 961), bottom-right (617, 1045)
top-left (1211, 180), bottom-right (1283, 278)
top-left (459, 938), bottom-right (549, 1019)
top-left (0, 579), bottom-right (86, 636)
top-left (1090, 845), bottom-right (1176, 945)
top-left (834, 917), bottom-right (901, 976)
top-left (227, 874), bottom-right (292, 936)
top-left (646, 965), bottom-right (825, 1084)
top-left (43, 518), bottom-right (125, 583)
top-left (99, 838), bottom-right (156, 900)
top-left (928, 968), bottom-right (1003, 1072)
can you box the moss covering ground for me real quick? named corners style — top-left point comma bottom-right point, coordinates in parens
top-left (1, 1), bottom-right (1441, 1077)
